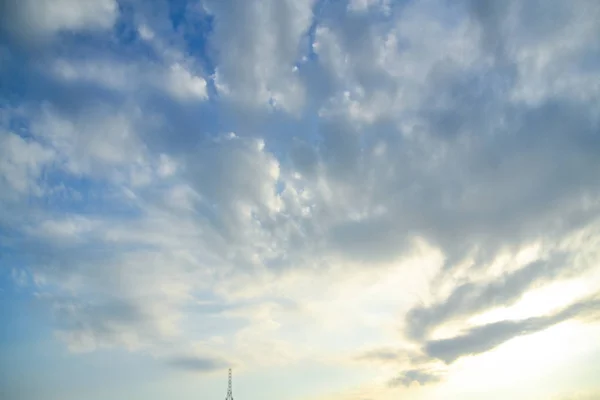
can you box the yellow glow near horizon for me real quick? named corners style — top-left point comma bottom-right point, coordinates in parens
top-left (438, 320), bottom-right (600, 400)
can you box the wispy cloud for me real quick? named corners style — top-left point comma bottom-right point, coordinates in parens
top-left (166, 354), bottom-right (229, 372)
top-left (424, 295), bottom-right (600, 364)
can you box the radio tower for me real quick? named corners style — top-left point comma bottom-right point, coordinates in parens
top-left (225, 368), bottom-right (234, 400)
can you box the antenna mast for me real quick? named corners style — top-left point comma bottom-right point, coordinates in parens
top-left (225, 368), bottom-right (234, 400)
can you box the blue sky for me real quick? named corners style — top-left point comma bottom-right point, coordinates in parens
top-left (1, 0), bottom-right (600, 399)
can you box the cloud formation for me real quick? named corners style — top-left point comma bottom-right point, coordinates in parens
top-left (1, 0), bottom-right (600, 397)
top-left (1, 0), bottom-right (118, 40)
top-left (405, 255), bottom-right (572, 340)
top-left (424, 295), bottom-right (600, 364)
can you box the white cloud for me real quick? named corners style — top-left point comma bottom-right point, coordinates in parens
top-left (165, 63), bottom-right (208, 101)
top-left (51, 58), bottom-right (134, 91)
top-left (0, 131), bottom-right (55, 198)
top-left (50, 58), bottom-right (209, 103)
top-left (31, 104), bottom-right (149, 181)
top-left (348, 0), bottom-right (391, 13)
top-left (204, 0), bottom-right (314, 112)
top-left (157, 154), bottom-right (177, 178)
top-left (137, 24), bottom-right (155, 41)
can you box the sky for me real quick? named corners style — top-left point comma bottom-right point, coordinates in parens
top-left (1, 0), bottom-right (600, 399)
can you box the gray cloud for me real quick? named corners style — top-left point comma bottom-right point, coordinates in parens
top-left (356, 348), bottom-right (405, 362)
top-left (357, 294), bottom-right (600, 385)
top-left (425, 296), bottom-right (600, 364)
top-left (49, 295), bottom-right (170, 352)
top-left (166, 355), bottom-right (229, 372)
top-left (0, 0), bottom-right (118, 44)
top-left (426, 318), bottom-right (546, 364)
top-left (405, 255), bottom-right (572, 340)
top-left (389, 368), bottom-right (441, 387)
top-left (203, 0), bottom-right (315, 112)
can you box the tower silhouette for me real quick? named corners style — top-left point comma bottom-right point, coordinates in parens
top-left (225, 368), bottom-right (234, 400)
